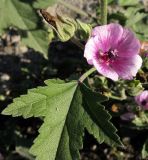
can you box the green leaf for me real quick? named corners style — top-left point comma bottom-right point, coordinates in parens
top-left (40, 10), bottom-right (91, 42)
top-left (142, 138), bottom-right (148, 159)
top-left (2, 79), bottom-right (75, 118)
top-left (33, 0), bottom-right (59, 8)
top-left (126, 12), bottom-right (147, 27)
top-left (0, 0), bottom-right (49, 56)
top-left (2, 79), bottom-right (122, 160)
top-left (54, 14), bottom-right (77, 42)
top-left (30, 80), bottom-right (81, 160)
top-left (123, 6), bottom-right (147, 28)
top-left (21, 29), bottom-right (49, 58)
top-left (30, 84), bottom-right (83, 160)
top-left (76, 20), bottom-right (92, 40)
top-left (51, 15), bottom-right (91, 41)
top-left (125, 80), bottom-right (144, 96)
top-left (0, 0), bottom-right (38, 34)
top-left (133, 23), bottom-right (148, 40)
top-left (81, 84), bottom-right (123, 147)
top-left (118, 0), bottom-right (139, 6)
top-left (132, 111), bottom-right (148, 128)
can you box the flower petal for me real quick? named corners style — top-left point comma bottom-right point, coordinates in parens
top-left (93, 59), bottom-right (119, 81)
top-left (140, 91), bottom-right (148, 101)
top-left (92, 23), bottom-right (123, 52)
top-left (111, 55), bottom-right (142, 79)
top-left (84, 37), bottom-right (98, 64)
top-left (84, 23), bottom-right (142, 81)
top-left (117, 28), bottom-right (141, 57)
top-left (135, 90), bottom-right (148, 110)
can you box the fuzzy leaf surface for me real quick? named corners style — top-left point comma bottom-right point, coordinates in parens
top-left (81, 84), bottom-right (123, 147)
top-left (40, 10), bottom-right (91, 42)
top-left (0, 0), bottom-right (49, 56)
top-left (0, 0), bottom-right (38, 34)
top-left (2, 79), bottom-right (122, 160)
top-left (21, 29), bottom-right (49, 58)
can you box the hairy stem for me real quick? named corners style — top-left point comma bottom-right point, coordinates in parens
top-left (100, 0), bottom-right (108, 25)
top-left (79, 67), bottom-right (96, 83)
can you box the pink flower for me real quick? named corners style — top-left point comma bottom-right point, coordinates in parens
top-left (135, 90), bottom-right (148, 110)
top-left (84, 23), bottom-right (142, 81)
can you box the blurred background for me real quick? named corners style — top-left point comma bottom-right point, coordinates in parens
top-left (0, 0), bottom-right (148, 159)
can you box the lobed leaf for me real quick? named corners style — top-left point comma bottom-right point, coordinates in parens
top-left (2, 79), bottom-right (122, 160)
top-left (2, 79), bottom-right (77, 118)
top-left (81, 84), bottom-right (123, 147)
top-left (30, 85), bottom-right (83, 160)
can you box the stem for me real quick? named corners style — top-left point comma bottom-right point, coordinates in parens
top-left (100, 0), bottom-right (108, 25)
top-left (79, 67), bottom-right (96, 83)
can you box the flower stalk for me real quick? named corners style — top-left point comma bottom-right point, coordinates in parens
top-left (79, 67), bottom-right (96, 83)
top-left (100, 0), bottom-right (108, 25)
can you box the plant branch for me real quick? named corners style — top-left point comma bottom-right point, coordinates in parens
top-left (79, 67), bottom-right (96, 83)
top-left (100, 0), bottom-right (108, 25)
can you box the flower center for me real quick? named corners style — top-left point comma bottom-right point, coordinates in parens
top-left (99, 49), bottom-right (118, 63)
top-left (141, 100), bottom-right (147, 106)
